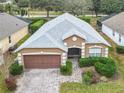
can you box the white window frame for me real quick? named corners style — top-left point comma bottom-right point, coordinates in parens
top-left (89, 47), bottom-right (102, 57)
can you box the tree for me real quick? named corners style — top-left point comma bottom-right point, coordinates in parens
top-left (91, 0), bottom-right (101, 16)
top-left (17, 0), bottom-right (29, 8)
top-left (0, 4), bottom-right (5, 12)
top-left (63, 0), bottom-right (87, 16)
top-left (101, 0), bottom-right (124, 14)
top-left (5, 4), bottom-right (13, 14)
top-left (30, 0), bottom-right (64, 17)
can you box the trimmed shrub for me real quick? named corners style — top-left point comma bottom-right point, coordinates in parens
top-left (5, 76), bottom-right (17, 90)
top-left (116, 46), bottom-right (124, 54)
top-left (79, 57), bottom-right (100, 67)
top-left (29, 19), bottom-right (47, 34)
top-left (83, 71), bottom-right (93, 85)
top-left (95, 59), bottom-right (116, 77)
top-left (9, 62), bottom-right (23, 76)
top-left (60, 60), bottom-right (72, 75)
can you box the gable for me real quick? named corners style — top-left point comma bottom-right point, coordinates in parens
top-left (64, 35), bottom-right (85, 47)
top-left (15, 13), bottom-right (110, 52)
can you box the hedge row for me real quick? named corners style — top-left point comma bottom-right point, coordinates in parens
top-left (79, 57), bottom-right (108, 67)
top-left (79, 57), bottom-right (116, 77)
top-left (116, 46), bottom-right (124, 54)
top-left (95, 59), bottom-right (116, 77)
top-left (29, 18), bottom-right (47, 34)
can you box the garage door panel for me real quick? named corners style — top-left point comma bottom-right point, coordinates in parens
top-left (23, 55), bottom-right (61, 69)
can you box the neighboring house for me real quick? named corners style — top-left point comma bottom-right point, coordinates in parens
top-left (102, 12), bottom-right (124, 46)
top-left (97, 13), bottom-right (116, 27)
top-left (15, 13), bottom-right (110, 69)
top-left (0, 13), bottom-right (29, 65)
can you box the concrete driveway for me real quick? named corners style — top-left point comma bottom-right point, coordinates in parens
top-left (15, 58), bottom-right (82, 93)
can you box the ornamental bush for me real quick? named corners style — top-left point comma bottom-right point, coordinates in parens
top-left (79, 57), bottom-right (101, 67)
top-left (9, 62), bottom-right (23, 76)
top-left (95, 59), bottom-right (116, 77)
top-left (5, 76), bottom-right (17, 90)
top-left (116, 46), bottom-right (124, 54)
top-left (83, 71), bottom-right (93, 85)
top-left (60, 60), bottom-right (72, 75)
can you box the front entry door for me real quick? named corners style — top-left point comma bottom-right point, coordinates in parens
top-left (68, 48), bottom-right (81, 58)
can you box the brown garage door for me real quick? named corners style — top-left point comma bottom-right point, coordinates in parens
top-left (23, 55), bottom-right (61, 69)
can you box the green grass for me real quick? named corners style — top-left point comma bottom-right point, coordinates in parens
top-left (0, 74), bottom-right (12, 93)
top-left (16, 34), bottom-right (31, 47)
top-left (60, 82), bottom-right (124, 93)
top-left (29, 11), bottom-right (63, 15)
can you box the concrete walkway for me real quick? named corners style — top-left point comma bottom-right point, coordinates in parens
top-left (15, 58), bottom-right (82, 93)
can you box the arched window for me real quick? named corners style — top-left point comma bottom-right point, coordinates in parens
top-left (89, 47), bottom-right (102, 57)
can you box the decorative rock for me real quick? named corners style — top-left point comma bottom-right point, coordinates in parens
top-left (100, 76), bottom-right (108, 82)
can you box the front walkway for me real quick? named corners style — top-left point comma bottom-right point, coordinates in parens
top-left (60, 57), bottom-right (82, 83)
top-left (15, 58), bottom-right (82, 93)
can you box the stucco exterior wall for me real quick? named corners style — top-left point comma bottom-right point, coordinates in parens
top-left (102, 24), bottom-right (124, 46)
top-left (0, 26), bottom-right (28, 53)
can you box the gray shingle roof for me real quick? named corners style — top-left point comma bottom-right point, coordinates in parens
top-left (15, 13), bottom-right (110, 52)
top-left (103, 12), bottom-right (124, 36)
top-left (0, 13), bottom-right (29, 40)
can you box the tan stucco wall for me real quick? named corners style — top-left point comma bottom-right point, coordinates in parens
top-left (64, 35), bottom-right (85, 47)
top-left (0, 26), bottom-right (28, 53)
top-left (85, 43), bottom-right (107, 57)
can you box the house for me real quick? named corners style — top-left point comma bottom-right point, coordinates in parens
top-left (102, 12), bottom-right (124, 46)
top-left (15, 13), bottom-right (110, 69)
top-left (0, 13), bottom-right (29, 65)
top-left (97, 13), bottom-right (116, 27)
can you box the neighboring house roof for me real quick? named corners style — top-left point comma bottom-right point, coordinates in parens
top-left (97, 13), bottom-right (116, 26)
top-left (15, 13), bottom-right (110, 52)
top-left (16, 17), bottom-right (32, 24)
top-left (102, 12), bottom-right (124, 36)
top-left (0, 13), bottom-right (29, 41)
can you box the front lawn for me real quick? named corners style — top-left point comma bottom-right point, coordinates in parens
top-left (60, 82), bottom-right (124, 93)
